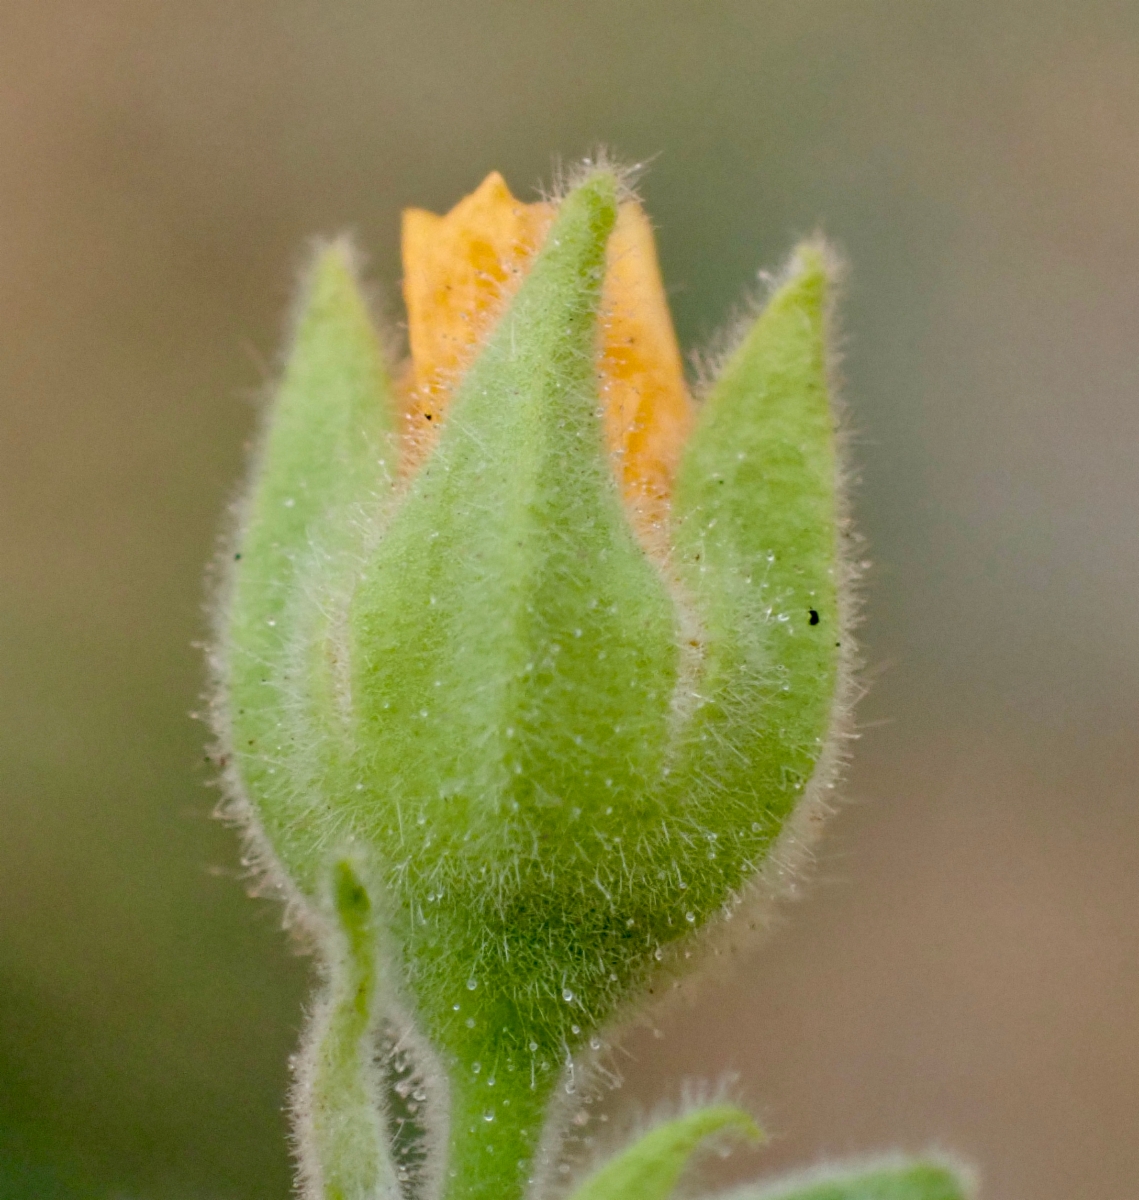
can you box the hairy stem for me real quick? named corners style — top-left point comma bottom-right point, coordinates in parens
top-left (296, 860), bottom-right (399, 1200)
top-left (439, 1045), bottom-right (559, 1200)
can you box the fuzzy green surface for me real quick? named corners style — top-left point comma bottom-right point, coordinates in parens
top-left (668, 246), bottom-right (840, 914)
top-left (299, 859), bottom-right (398, 1200)
top-left (567, 1105), bottom-right (760, 1200)
top-left (349, 172), bottom-right (682, 1200)
top-left (218, 173), bottom-right (844, 1200)
top-left (223, 243), bottom-right (397, 893)
top-left (734, 1161), bottom-right (969, 1200)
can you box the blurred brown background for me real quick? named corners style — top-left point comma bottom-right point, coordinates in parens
top-left (2, 2), bottom-right (1137, 1197)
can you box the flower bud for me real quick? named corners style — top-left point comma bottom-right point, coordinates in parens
top-left (213, 166), bottom-right (850, 1200)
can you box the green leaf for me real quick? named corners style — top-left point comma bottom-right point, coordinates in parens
top-left (220, 240), bottom-right (397, 891)
top-left (723, 1159), bottom-right (972, 1200)
top-left (294, 858), bottom-right (400, 1200)
top-left (566, 1105), bottom-right (761, 1200)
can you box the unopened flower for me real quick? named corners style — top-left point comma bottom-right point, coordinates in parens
top-left (212, 164), bottom-right (853, 1200)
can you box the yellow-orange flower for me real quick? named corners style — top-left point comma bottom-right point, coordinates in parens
top-left (400, 172), bottom-right (693, 523)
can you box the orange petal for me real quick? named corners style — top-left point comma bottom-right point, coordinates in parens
top-left (599, 201), bottom-right (693, 524)
top-left (400, 172), bottom-right (552, 471)
top-left (400, 173), bottom-right (693, 523)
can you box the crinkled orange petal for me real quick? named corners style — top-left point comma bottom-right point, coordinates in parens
top-left (599, 201), bottom-right (693, 521)
top-left (401, 172), bottom-right (553, 471)
top-left (400, 172), bottom-right (693, 521)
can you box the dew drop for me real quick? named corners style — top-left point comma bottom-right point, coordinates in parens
top-left (562, 987), bottom-right (574, 1003)
top-left (685, 911), bottom-right (696, 923)
top-left (467, 978), bottom-right (478, 990)
top-left (472, 1062), bottom-right (481, 1074)
top-left (483, 1110), bottom-right (495, 1122)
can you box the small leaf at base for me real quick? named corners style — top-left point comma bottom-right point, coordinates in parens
top-left (567, 1104), bottom-right (761, 1200)
top-left (719, 1158), bottom-right (972, 1200)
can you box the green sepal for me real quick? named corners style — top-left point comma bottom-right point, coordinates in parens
top-left (347, 171), bottom-right (679, 1054)
top-left (223, 241), bottom-right (397, 891)
top-left (347, 170), bottom-right (685, 1200)
top-left (669, 243), bottom-right (841, 909)
top-left (724, 1159), bottom-right (971, 1200)
top-left (348, 170), bottom-right (676, 892)
top-left (567, 1104), bottom-right (761, 1200)
top-left (294, 858), bottom-right (400, 1200)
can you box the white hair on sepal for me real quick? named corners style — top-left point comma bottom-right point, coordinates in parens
top-left (540, 148), bottom-right (647, 209)
top-left (691, 233), bottom-right (849, 406)
top-left (562, 231), bottom-right (865, 1103)
top-left (200, 230), bottom-right (406, 947)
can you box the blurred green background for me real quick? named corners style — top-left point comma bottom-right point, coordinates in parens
top-left (2, 2), bottom-right (1138, 1197)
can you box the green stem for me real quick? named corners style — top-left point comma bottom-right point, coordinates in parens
top-left (440, 1051), bottom-right (560, 1200)
top-left (298, 859), bottom-right (399, 1200)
